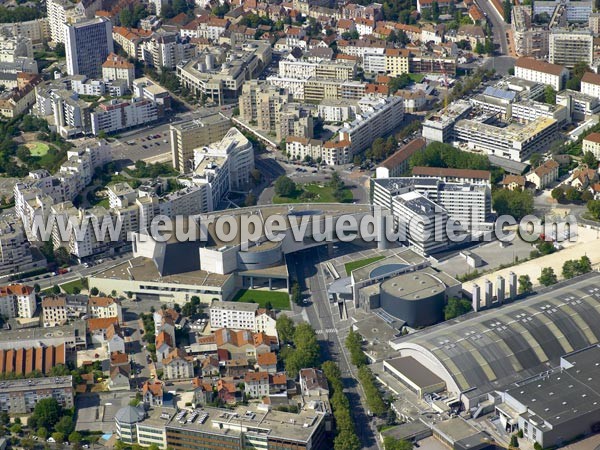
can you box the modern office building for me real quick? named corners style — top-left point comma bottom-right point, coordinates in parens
top-left (165, 405), bottom-right (327, 450)
top-left (453, 116), bottom-right (558, 162)
top-left (64, 17), bottom-right (114, 78)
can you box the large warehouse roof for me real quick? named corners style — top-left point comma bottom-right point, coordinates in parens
top-left (390, 273), bottom-right (600, 401)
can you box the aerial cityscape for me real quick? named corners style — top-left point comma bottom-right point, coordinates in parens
top-left (0, 0), bottom-right (599, 449)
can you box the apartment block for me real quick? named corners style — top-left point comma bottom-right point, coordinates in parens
top-left (90, 98), bottom-right (157, 135)
top-left (580, 72), bottom-right (600, 100)
top-left (46, 0), bottom-right (101, 43)
top-left (0, 376), bottom-right (73, 414)
top-left (549, 28), bottom-right (593, 68)
top-left (102, 53), bottom-right (134, 87)
top-left (65, 17), bottom-right (114, 78)
top-left (169, 111), bottom-right (230, 172)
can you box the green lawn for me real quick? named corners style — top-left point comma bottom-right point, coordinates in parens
top-left (345, 256), bottom-right (386, 275)
top-left (26, 142), bottom-right (50, 156)
top-left (60, 278), bottom-right (87, 294)
top-left (273, 183), bottom-right (353, 204)
top-left (408, 73), bottom-right (425, 83)
top-left (231, 289), bottom-right (290, 310)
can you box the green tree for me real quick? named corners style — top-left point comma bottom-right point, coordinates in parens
top-left (538, 267), bottom-right (558, 286)
top-left (68, 431), bottom-right (82, 444)
top-left (475, 40), bottom-right (485, 54)
top-left (274, 176), bottom-right (297, 198)
top-left (444, 297), bottom-right (472, 320)
top-left (52, 432), bottom-right (65, 444)
top-left (587, 199), bottom-right (600, 219)
top-left (30, 398), bottom-right (62, 430)
top-left (484, 38), bottom-right (494, 55)
top-left (33, 283), bottom-right (41, 293)
top-left (345, 329), bottom-right (367, 367)
top-left (544, 86), bottom-right (556, 104)
top-left (52, 285), bottom-right (60, 294)
top-left (518, 275), bottom-right (533, 294)
top-left (492, 189), bottom-right (534, 220)
top-left (551, 187), bottom-right (565, 202)
top-left (431, 1), bottom-right (440, 20)
top-left (503, 0), bottom-right (512, 23)
top-left (54, 43), bottom-right (65, 58)
top-left (37, 427), bottom-right (48, 439)
top-left (90, 287), bottom-right (99, 295)
top-left (276, 314), bottom-right (295, 343)
top-left (9, 423), bottom-right (22, 434)
top-left (54, 247), bottom-right (70, 266)
top-left (54, 415), bottom-right (74, 435)
top-left (564, 186), bottom-right (581, 203)
top-left (291, 282), bottom-right (302, 305)
top-left (582, 151), bottom-right (598, 168)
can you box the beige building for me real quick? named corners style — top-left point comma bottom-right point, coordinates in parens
top-left (88, 296), bottom-right (122, 321)
top-left (163, 348), bottom-right (195, 380)
top-left (102, 53), bottom-right (135, 87)
top-left (169, 111), bottom-right (230, 172)
top-left (514, 57), bottom-right (568, 91)
top-left (581, 72), bottom-right (600, 100)
top-left (525, 159), bottom-right (559, 190)
top-left (384, 48), bottom-right (410, 76)
top-left (583, 132), bottom-right (600, 159)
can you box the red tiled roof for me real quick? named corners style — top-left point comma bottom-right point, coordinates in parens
top-left (515, 57), bottom-right (566, 77)
top-left (379, 138), bottom-right (427, 170)
top-left (584, 132), bottom-right (600, 144)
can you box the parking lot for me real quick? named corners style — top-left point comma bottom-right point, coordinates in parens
top-left (111, 122), bottom-right (174, 166)
top-left (76, 392), bottom-right (136, 433)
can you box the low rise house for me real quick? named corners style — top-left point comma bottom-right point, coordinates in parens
top-left (142, 381), bottom-right (164, 407)
top-left (525, 159), bottom-right (559, 190)
top-left (256, 352), bottom-right (277, 374)
top-left (245, 371), bottom-right (270, 398)
top-left (162, 348), bottom-right (195, 380)
top-left (299, 368), bottom-right (329, 396)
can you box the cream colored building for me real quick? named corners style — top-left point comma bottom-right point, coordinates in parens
top-left (385, 48), bottom-right (410, 76)
top-left (582, 132), bottom-right (600, 159)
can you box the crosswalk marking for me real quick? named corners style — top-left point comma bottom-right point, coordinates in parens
top-left (315, 328), bottom-right (338, 335)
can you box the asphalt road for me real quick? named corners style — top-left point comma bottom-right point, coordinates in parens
top-left (6, 253), bottom-right (133, 291)
top-left (477, 0), bottom-right (509, 54)
top-left (289, 246), bottom-right (380, 450)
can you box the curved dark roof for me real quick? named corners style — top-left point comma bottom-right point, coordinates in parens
top-left (391, 273), bottom-right (600, 398)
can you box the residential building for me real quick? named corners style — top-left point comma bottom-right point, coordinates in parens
top-left (132, 77), bottom-right (171, 114)
top-left (375, 138), bottom-right (427, 179)
top-left (41, 295), bottom-right (88, 327)
top-left (256, 352), bottom-right (277, 374)
top-left (514, 57), bottom-right (569, 91)
top-left (244, 371), bottom-right (270, 398)
top-left (0, 221), bottom-right (42, 278)
top-left (384, 48), bottom-right (410, 76)
top-left (372, 177), bottom-right (492, 232)
top-left (102, 52), bottom-right (134, 87)
top-left (239, 81), bottom-right (313, 142)
top-left (0, 376), bottom-right (73, 414)
top-left (300, 368), bottom-right (329, 396)
top-left (140, 31), bottom-right (196, 70)
top-left (90, 98), bottom-right (158, 135)
top-left (142, 381), bottom-right (164, 407)
top-left (88, 296), bottom-right (122, 321)
top-left (46, 0), bottom-right (101, 43)
top-left (580, 72), bottom-right (600, 99)
top-left (549, 28), bottom-right (593, 67)
top-left (0, 284), bottom-right (35, 319)
top-left (109, 365), bottom-right (131, 391)
top-left (65, 17), bottom-right (114, 78)
top-left (210, 300), bottom-right (258, 330)
top-left (163, 348), bottom-right (195, 380)
top-left (525, 159), bottom-right (559, 189)
top-left (170, 111), bottom-right (230, 172)
top-left (112, 26), bottom-right (152, 59)
top-left (337, 95), bottom-right (404, 161)
top-left (0, 19), bottom-right (49, 48)
top-left (582, 132), bottom-right (600, 159)
top-left (511, 6), bottom-right (549, 59)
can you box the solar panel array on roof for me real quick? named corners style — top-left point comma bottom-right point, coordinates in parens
top-left (483, 86), bottom-right (517, 101)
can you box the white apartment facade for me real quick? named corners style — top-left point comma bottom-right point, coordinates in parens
top-left (514, 57), bottom-right (568, 91)
top-left (209, 300), bottom-right (258, 330)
